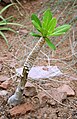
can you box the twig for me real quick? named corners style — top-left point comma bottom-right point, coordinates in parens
top-left (16, 0), bottom-right (24, 9)
top-left (40, 50), bottom-right (51, 66)
top-left (47, 58), bottom-right (77, 73)
top-left (36, 52), bottom-right (77, 61)
top-left (72, 28), bottom-right (77, 58)
top-left (57, 4), bottom-right (69, 21)
top-left (69, 33), bottom-right (75, 63)
top-left (10, 0), bottom-right (24, 16)
top-left (63, 74), bottom-right (77, 81)
top-left (34, 83), bottom-right (70, 107)
top-left (48, 77), bottom-right (70, 84)
top-left (67, 115), bottom-right (72, 119)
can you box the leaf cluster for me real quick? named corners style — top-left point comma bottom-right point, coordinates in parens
top-left (30, 9), bottom-right (71, 50)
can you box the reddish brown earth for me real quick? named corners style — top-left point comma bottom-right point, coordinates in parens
top-left (0, 0), bottom-right (77, 119)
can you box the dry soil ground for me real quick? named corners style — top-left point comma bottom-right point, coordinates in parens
top-left (0, 0), bottom-right (77, 119)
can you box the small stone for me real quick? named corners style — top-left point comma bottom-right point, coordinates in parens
top-left (0, 116), bottom-right (5, 119)
top-left (44, 113), bottom-right (47, 118)
top-left (38, 89), bottom-right (67, 104)
top-left (28, 66), bottom-right (62, 79)
top-left (72, 110), bottom-right (77, 119)
top-left (0, 75), bottom-right (8, 82)
top-left (37, 91), bottom-right (50, 105)
top-left (0, 63), bottom-right (3, 72)
top-left (23, 82), bottom-right (37, 97)
top-left (9, 102), bottom-right (34, 116)
top-left (9, 60), bottom-right (17, 68)
top-left (40, 2), bottom-right (43, 5)
top-left (47, 99), bottom-right (56, 107)
top-left (51, 89), bottom-right (67, 102)
top-left (19, 29), bottom-right (28, 35)
top-left (0, 90), bottom-right (8, 96)
top-left (16, 66), bottom-right (62, 79)
top-left (57, 84), bottom-right (75, 96)
top-left (0, 80), bottom-right (12, 89)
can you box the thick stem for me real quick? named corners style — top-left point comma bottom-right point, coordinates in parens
top-left (8, 37), bottom-right (45, 106)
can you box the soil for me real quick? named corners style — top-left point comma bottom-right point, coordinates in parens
top-left (0, 0), bottom-right (77, 119)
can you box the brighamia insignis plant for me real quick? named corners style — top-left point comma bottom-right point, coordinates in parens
top-left (0, 3), bottom-right (23, 46)
top-left (8, 9), bottom-right (71, 106)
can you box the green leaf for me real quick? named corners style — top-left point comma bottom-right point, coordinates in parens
top-left (42, 9), bottom-right (52, 29)
top-left (31, 14), bottom-right (42, 27)
top-left (0, 3), bottom-right (15, 14)
top-left (30, 32), bottom-right (41, 37)
top-left (47, 17), bottom-right (57, 33)
top-left (0, 31), bottom-right (8, 46)
top-left (0, 27), bottom-right (16, 33)
top-left (0, 22), bottom-right (23, 27)
top-left (45, 37), bottom-right (56, 50)
top-left (0, 15), bottom-right (6, 22)
top-left (48, 32), bottom-right (65, 36)
top-left (47, 24), bottom-right (71, 36)
top-left (32, 20), bottom-right (42, 32)
top-left (54, 24), bottom-right (71, 33)
top-left (4, 16), bottom-right (14, 22)
top-left (42, 28), bottom-right (48, 37)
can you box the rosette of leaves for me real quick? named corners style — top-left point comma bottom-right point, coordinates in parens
top-left (0, 3), bottom-right (23, 46)
top-left (30, 9), bottom-right (71, 50)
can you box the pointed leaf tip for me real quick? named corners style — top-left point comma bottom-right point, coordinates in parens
top-left (54, 24), bottom-right (71, 33)
top-left (32, 20), bottom-right (42, 32)
top-left (31, 14), bottom-right (42, 27)
top-left (45, 37), bottom-right (56, 50)
top-left (47, 17), bottom-right (57, 33)
top-left (42, 9), bottom-right (52, 29)
top-left (30, 32), bottom-right (41, 37)
top-left (47, 24), bottom-right (71, 36)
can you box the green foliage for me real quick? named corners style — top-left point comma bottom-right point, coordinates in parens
top-left (45, 37), bottom-right (56, 50)
top-left (31, 14), bottom-right (42, 27)
top-left (31, 9), bottom-right (71, 50)
top-left (42, 9), bottom-right (52, 30)
top-left (0, 3), bottom-right (23, 46)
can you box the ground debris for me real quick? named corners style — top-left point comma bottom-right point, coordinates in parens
top-left (57, 84), bottom-right (75, 96)
top-left (23, 82), bottom-right (37, 97)
top-left (0, 90), bottom-right (8, 96)
top-left (16, 66), bottom-right (62, 79)
top-left (9, 102), bottom-right (34, 116)
top-left (0, 79), bottom-right (12, 90)
top-left (0, 63), bottom-right (3, 72)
